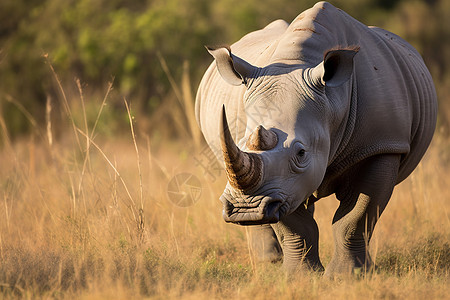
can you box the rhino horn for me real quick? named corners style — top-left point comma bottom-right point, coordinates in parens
top-left (246, 125), bottom-right (278, 151)
top-left (220, 106), bottom-right (263, 192)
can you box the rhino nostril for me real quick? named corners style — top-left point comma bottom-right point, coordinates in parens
top-left (265, 201), bottom-right (282, 216)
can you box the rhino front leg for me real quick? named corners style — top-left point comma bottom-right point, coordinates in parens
top-left (249, 224), bottom-right (282, 262)
top-left (325, 154), bottom-right (401, 277)
top-left (271, 202), bottom-right (323, 272)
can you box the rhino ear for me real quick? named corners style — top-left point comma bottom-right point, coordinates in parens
top-left (206, 46), bottom-right (257, 86)
top-left (311, 47), bottom-right (359, 88)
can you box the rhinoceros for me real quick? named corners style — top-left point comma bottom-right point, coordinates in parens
top-left (195, 1), bottom-right (437, 276)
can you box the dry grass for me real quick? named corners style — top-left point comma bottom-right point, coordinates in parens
top-left (0, 75), bottom-right (448, 299)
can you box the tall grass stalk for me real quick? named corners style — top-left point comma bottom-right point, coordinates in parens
top-left (157, 52), bottom-right (202, 149)
top-left (76, 80), bottom-right (114, 200)
top-left (0, 102), bottom-right (13, 153)
top-left (44, 53), bottom-right (82, 153)
top-left (124, 98), bottom-right (145, 244)
top-left (45, 96), bottom-right (53, 149)
top-left (4, 94), bottom-right (39, 131)
top-left (76, 128), bottom-right (138, 226)
top-left (181, 61), bottom-right (203, 149)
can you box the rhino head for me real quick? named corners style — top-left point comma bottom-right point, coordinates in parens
top-left (208, 46), bottom-right (358, 225)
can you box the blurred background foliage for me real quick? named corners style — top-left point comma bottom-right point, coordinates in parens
top-left (0, 0), bottom-right (449, 139)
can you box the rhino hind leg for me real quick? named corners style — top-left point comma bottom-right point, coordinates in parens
top-left (325, 154), bottom-right (401, 277)
top-left (271, 203), bottom-right (324, 272)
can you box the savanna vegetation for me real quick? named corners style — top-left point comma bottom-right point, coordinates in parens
top-left (0, 0), bottom-right (449, 298)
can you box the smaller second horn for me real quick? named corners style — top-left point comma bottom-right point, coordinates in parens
top-left (246, 125), bottom-right (278, 151)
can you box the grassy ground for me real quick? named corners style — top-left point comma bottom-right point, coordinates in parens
top-left (0, 87), bottom-right (448, 299)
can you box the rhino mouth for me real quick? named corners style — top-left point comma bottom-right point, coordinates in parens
top-left (220, 194), bottom-right (289, 225)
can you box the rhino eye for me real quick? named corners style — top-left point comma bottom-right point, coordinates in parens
top-left (290, 143), bottom-right (309, 173)
top-left (297, 149), bottom-right (305, 157)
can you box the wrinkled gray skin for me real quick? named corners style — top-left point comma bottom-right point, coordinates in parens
top-left (195, 2), bottom-right (437, 276)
